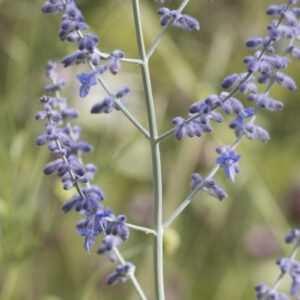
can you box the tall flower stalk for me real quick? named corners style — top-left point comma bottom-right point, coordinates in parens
top-left (37, 0), bottom-right (300, 299)
top-left (131, 1), bottom-right (165, 298)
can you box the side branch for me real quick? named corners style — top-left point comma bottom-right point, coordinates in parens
top-left (94, 49), bottom-right (143, 65)
top-left (87, 61), bottom-right (150, 140)
top-left (113, 248), bottom-right (148, 300)
top-left (163, 133), bottom-right (244, 229)
top-left (155, 7), bottom-right (290, 144)
top-left (163, 23), bottom-right (297, 227)
top-left (147, 0), bottom-right (190, 59)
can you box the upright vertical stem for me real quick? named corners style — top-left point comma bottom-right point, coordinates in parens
top-left (131, 1), bottom-right (165, 299)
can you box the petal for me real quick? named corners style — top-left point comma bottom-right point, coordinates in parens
top-left (291, 279), bottom-right (298, 295)
top-left (223, 165), bottom-right (236, 181)
top-left (84, 236), bottom-right (95, 252)
top-left (80, 85), bottom-right (90, 98)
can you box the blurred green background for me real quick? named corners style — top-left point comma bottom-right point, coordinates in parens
top-left (1, 0), bottom-right (300, 299)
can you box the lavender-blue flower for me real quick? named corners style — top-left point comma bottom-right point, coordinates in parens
top-left (107, 262), bottom-right (135, 285)
top-left (221, 73), bottom-right (240, 89)
top-left (216, 146), bottom-right (241, 181)
top-left (203, 178), bottom-right (227, 201)
top-left (277, 257), bottom-right (300, 295)
top-left (255, 284), bottom-right (290, 300)
top-left (285, 228), bottom-right (300, 244)
top-left (109, 50), bottom-right (125, 75)
top-left (76, 66), bottom-right (107, 98)
top-left (266, 5), bottom-right (287, 16)
top-left (97, 236), bottom-right (123, 261)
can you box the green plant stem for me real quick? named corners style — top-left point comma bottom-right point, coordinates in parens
top-left (146, 0), bottom-right (190, 59)
top-left (131, 1), bottom-right (165, 299)
top-left (94, 49), bottom-right (143, 65)
top-left (113, 248), bottom-right (147, 300)
top-left (106, 217), bottom-right (156, 235)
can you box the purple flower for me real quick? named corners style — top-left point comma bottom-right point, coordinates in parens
top-left (42, 0), bottom-right (65, 14)
top-left (255, 284), bottom-right (290, 300)
top-left (172, 117), bottom-right (191, 140)
top-left (115, 86), bottom-right (130, 110)
top-left (107, 262), bottom-right (135, 285)
top-left (190, 173), bottom-right (202, 190)
top-left (221, 73), bottom-right (240, 89)
top-left (109, 50), bottom-right (125, 75)
top-left (245, 37), bottom-right (264, 49)
top-left (78, 33), bottom-right (99, 52)
top-left (76, 66), bottom-right (107, 98)
top-left (289, 0), bottom-right (299, 5)
top-left (76, 70), bottom-right (98, 98)
top-left (244, 122), bottom-right (270, 143)
top-left (178, 14), bottom-right (200, 31)
top-left (105, 215), bottom-right (130, 241)
top-left (216, 146), bottom-right (241, 181)
top-left (289, 44), bottom-right (300, 60)
top-left (229, 107), bottom-right (255, 137)
top-left (202, 178), bottom-right (227, 201)
top-left (62, 108), bottom-right (79, 119)
top-left (266, 5), bottom-right (287, 16)
top-left (97, 236), bottom-right (122, 261)
top-left (283, 11), bottom-right (298, 27)
top-left (157, 8), bottom-right (199, 31)
top-left (275, 72), bottom-right (297, 90)
top-left (285, 228), bottom-right (300, 244)
top-left (61, 50), bottom-right (89, 67)
top-left (91, 87), bottom-right (130, 114)
top-left (44, 80), bottom-right (66, 92)
top-left (277, 257), bottom-right (300, 295)
top-left (91, 97), bottom-right (114, 114)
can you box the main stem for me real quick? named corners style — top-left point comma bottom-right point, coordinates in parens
top-left (131, 1), bottom-right (165, 300)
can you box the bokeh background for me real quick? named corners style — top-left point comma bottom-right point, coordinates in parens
top-left (1, 0), bottom-right (300, 299)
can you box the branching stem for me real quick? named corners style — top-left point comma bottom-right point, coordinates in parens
top-left (132, 0), bottom-right (165, 299)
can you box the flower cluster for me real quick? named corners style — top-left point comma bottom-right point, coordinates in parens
top-left (255, 228), bottom-right (300, 299)
top-left (173, 0), bottom-right (300, 197)
top-left (172, 106), bottom-right (223, 141)
top-left (91, 87), bottom-right (130, 114)
top-left (255, 285), bottom-right (289, 300)
top-left (107, 262), bottom-right (135, 285)
top-left (36, 61), bottom-right (133, 284)
top-left (174, 2), bottom-right (300, 142)
top-left (42, 0), bottom-right (129, 101)
top-left (157, 8), bottom-right (200, 31)
top-left (190, 174), bottom-right (227, 201)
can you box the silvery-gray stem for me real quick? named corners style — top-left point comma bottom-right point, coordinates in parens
top-left (131, 1), bottom-right (165, 299)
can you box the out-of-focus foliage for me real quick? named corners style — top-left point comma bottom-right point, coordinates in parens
top-left (1, 0), bottom-right (300, 299)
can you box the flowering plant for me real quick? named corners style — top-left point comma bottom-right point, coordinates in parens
top-left (36, 0), bottom-right (300, 299)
